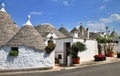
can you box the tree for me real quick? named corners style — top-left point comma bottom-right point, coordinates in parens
top-left (105, 26), bottom-right (109, 38)
top-left (105, 26), bottom-right (109, 33)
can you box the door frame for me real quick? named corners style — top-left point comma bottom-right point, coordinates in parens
top-left (63, 42), bottom-right (71, 65)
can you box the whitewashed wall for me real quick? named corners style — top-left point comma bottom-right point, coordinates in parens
top-left (55, 38), bottom-right (98, 64)
top-left (55, 38), bottom-right (73, 64)
top-left (0, 46), bottom-right (54, 70)
top-left (118, 40), bottom-right (120, 52)
top-left (45, 32), bottom-right (57, 45)
top-left (73, 39), bottom-right (98, 62)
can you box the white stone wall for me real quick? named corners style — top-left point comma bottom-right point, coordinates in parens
top-left (99, 43), bottom-right (118, 54)
top-left (0, 46), bottom-right (54, 69)
top-left (55, 38), bottom-right (73, 64)
top-left (55, 38), bottom-right (98, 64)
top-left (45, 32), bottom-right (57, 46)
top-left (73, 39), bottom-right (98, 62)
top-left (118, 40), bottom-right (120, 52)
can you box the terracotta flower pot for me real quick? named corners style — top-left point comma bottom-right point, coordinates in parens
top-left (107, 52), bottom-right (114, 57)
top-left (72, 57), bottom-right (80, 64)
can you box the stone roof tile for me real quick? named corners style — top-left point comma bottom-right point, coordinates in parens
top-left (5, 25), bottom-right (46, 51)
top-left (35, 23), bottom-right (66, 38)
top-left (59, 26), bottom-right (72, 37)
top-left (0, 11), bottom-right (19, 47)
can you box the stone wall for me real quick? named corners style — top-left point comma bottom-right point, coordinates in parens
top-left (55, 38), bottom-right (98, 64)
top-left (98, 43), bottom-right (118, 54)
top-left (117, 41), bottom-right (120, 52)
top-left (55, 38), bottom-right (73, 64)
top-left (0, 46), bottom-right (54, 70)
top-left (73, 39), bottom-right (98, 62)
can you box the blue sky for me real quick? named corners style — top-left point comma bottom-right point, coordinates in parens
top-left (0, 0), bottom-right (120, 34)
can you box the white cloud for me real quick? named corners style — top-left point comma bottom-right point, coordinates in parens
top-left (100, 14), bottom-right (120, 23)
top-left (30, 11), bottom-right (43, 15)
top-left (52, 0), bottom-right (75, 6)
top-left (87, 13), bottom-right (120, 32)
top-left (99, 5), bottom-right (105, 10)
top-left (87, 21), bottom-right (106, 32)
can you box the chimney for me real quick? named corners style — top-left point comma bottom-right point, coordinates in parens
top-left (73, 32), bottom-right (78, 38)
top-left (86, 28), bottom-right (89, 39)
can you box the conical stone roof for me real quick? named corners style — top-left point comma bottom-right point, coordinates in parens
top-left (5, 25), bottom-right (46, 51)
top-left (35, 23), bottom-right (66, 38)
top-left (110, 30), bottom-right (119, 38)
top-left (0, 11), bottom-right (19, 47)
top-left (59, 26), bottom-right (72, 37)
top-left (70, 27), bottom-right (79, 33)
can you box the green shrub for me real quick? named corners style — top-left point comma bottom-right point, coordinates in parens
top-left (96, 37), bottom-right (113, 43)
top-left (71, 42), bottom-right (87, 58)
top-left (9, 50), bottom-right (18, 56)
top-left (45, 41), bottom-right (56, 54)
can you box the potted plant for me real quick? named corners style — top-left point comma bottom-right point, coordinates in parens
top-left (71, 42), bottom-right (87, 64)
top-left (117, 52), bottom-right (120, 58)
top-left (107, 51), bottom-right (114, 57)
top-left (94, 54), bottom-right (106, 61)
top-left (106, 43), bottom-right (114, 57)
top-left (45, 41), bottom-right (56, 54)
top-left (9, 50), bottom-right (18, 56)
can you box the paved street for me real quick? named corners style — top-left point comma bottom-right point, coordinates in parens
top-left (1, 62), bottom-right (120, 76)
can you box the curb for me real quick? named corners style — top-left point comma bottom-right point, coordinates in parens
top-left (0, 57), bottom-right (120, 75)
top-left (0, 67), bottom-right (53, 75)
top-left (60, 57), bottom-right (120, 70)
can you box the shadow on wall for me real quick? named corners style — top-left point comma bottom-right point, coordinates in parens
top-left (7, 55), bottom-right (16, 61)
top-left (44, 52), bottom-right (50, 58)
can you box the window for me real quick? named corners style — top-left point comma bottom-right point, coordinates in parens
top-left (50, 36), bottom-right (53, 41)
top-left (84, 39), bottom-right (86, 43)
top-left (48, 40), bottom-right (53, 44)
top-left (58, 54), bottom-right (62, 59)
top-left (11, 47), bottom-right (18, 52)
top-left (9, 47), bottom-right (19, 56)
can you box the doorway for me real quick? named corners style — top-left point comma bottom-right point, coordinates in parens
top-left (64, 42), bottom-right (71, 65)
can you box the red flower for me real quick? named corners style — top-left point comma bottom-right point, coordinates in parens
top-left (94, 54), bottom-right (106, 58)
top-left (94, 54), bottom-right (106, 61)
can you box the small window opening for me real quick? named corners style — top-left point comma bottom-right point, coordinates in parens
top-left (9, 47), bottom-right (19, 56)
top-left (58, 54), bottom-right (62, 59)
top-left (84, 39), bottom-right (86, 43)
top-left (11, 47), bottom-right (18, 52)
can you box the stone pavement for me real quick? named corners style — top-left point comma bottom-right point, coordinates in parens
top-left (52, 57), bottom-right (120, 71)
top-left (0, 57), bottom-right (120, 75)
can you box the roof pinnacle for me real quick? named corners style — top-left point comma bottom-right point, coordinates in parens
top-left (61, 24), bottom-right (64, 27)
top-left (0, 2), bottom-right (6, 12)
top-left (80, 22), bottom-right (82, 26)
top-left (28, 15), bottom-right (31, 20)
top-left (24, 15), bottom-right (32, 26)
